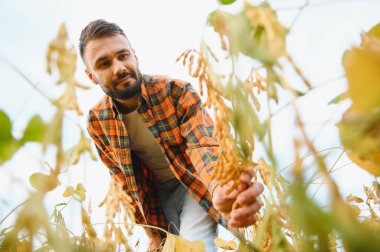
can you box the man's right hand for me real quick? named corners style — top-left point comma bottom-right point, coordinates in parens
top-left (212, 170), bottom-right (264, 228)
top-left (148, 233), bottom-right (163, 251)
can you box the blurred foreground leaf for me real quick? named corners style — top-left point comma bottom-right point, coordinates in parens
top-left (29, 172), bottom-right (58, 192)
top-left (0, 111), bottom-right (20, 164)
top-left (218, 0), bottom-right (236, 5)
top-left (207, 2), bottom-right (287, 65)
top-left (21, 115), bottom-right (46, 143)
top-left (62, 186), bottom-right (75, 197)
top-left (75, 183), bottom-right (87, 201)
top-left (64, 132), bottom-right (97, 165)
top-left (343, 48), bottom-right (380, 113)
top-left (328, 92), bottom-right (347, 105)
top-left (162, 233), bottom-right (205, 252)
top-left (368, 23), bottom-right (380, 39)
top-left (214, 237), bottom-right (237, 250)
top-left (0, 110), bottom-right (12, 140)
top-left (0, 111), bottom-right (48, 165)
top-left (339, 22), bottom-right (380, 176)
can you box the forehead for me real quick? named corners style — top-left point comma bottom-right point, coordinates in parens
top-left (84, 34), bottom-right (132, 65)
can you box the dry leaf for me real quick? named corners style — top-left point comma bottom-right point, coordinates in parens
top-left (29, 172), bottom-right (58, 192)
top-left (350, 205), bottom-right (362, 217)
top-left (346, 194), bottom-right (364, 203)
top-left (162, 233), bottom-right (205, 252)
top-left (343, 47), bottom-right (380, 113)
top-left (62, 186), bottom-right (74, 197)
top-left (347, 152), bottom-right (380, 177)
top-left (214, 237), bottom-right (237, 250)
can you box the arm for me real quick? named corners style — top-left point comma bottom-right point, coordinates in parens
top-left (174, 83), bottom-right (264, 228)
top-left (174, 82), bottom-right (219, 190)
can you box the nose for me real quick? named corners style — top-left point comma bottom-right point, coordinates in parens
top-left (112, 60), bottom-right (126, 76)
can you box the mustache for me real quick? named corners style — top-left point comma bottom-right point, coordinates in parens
top-left (112, 71), bottom-right (135, 86)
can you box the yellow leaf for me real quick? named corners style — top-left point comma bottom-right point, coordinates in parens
top-left (214, 237), bottom-right (228, 248)
top-left (162, 233), bottom-right (175, 252)
top-left (237, 242), bottom-right (251, 252)
top-left (368, 23), bottom-right (380, 40)
top-left (81, 207), bottom-right (97, 238)
top-left (214, 237), bottom-right (237, 250)
top-left (346, 194), bottom-right (364, 203)
top-left (75, 183), bottom-right (87, 201)
top-left (29, 172), bottom-right (58, 192)
top-left (162, 233), bottom-right (205, 252)
top-left (339, 28), bottom-right (380, 177)
top-left (228, 240), bottom-right (237, 250)
top-left (63, 186), bottom-right (74, 197)
top-left (347, 151), bottom-right (380, 177)
top-left (343, 47), bottom-right (380, 113)
top-left (350, 205), bottom-right (361, 217)
top-left (176, 236), bottom-right (205, 251)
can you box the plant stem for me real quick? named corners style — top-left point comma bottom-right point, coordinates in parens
top-left (0, 199), bottom-right (28, 227)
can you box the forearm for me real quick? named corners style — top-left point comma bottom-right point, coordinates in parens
top-left (148, 233), bottom-right (163, 251)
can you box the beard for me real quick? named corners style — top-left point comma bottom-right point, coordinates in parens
top-left (99, 69), bottom-right (143, 100)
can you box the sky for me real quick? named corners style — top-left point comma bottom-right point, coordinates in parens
top-left (0, 0), bottom-right (379, 251)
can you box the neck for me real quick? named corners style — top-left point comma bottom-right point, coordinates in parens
top-left (114, 94), bottom-right (139, 114)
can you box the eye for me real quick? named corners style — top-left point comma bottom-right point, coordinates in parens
top-left (118, 53), bottom-right (129, 60)
top-left (98, 60), bottom-right (110, 69)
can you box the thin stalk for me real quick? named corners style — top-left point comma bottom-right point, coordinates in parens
top-left (278, 146), bottom-right (343, 174)
top-left (265, 68), bottom-right (276, 168)
top-left (0, 199), bottom-right (28, 227)
top-left (293, 104), bottom-right (341, 200)
top-left (310, 150), bottom-right (345, 199)
top-left (254, 204), bottom-right (273, 247)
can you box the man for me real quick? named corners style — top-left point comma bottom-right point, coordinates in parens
top-left (79, 19), bottom-right (264, 251)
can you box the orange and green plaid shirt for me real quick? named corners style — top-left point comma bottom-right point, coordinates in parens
top-left (87, 75), bottom-right (227, 237)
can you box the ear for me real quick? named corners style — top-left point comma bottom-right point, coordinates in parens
top-left (133, 49), bottom-right (139, 64)
top-left (85, 68), bottom-right (98, 85)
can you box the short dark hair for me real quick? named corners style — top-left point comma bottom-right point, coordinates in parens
top-left (79, 19), bottom-right (127, 59)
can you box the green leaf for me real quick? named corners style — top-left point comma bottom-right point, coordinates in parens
top-left (207, 4), bottom-right (287, 65)
top-left (0, 111), bottom-right (21, 164)
top-left (0, 140), bottom-right (22, 165)
top-left (288, 178), bottom-right (333, 250)
top-left (29, 172), bottom-right (58, 192)
top-left (55, 202), bottom-right (67, 207)
top-left (328, 92), bottom-right (347, 105)
top-left (218, 0), bottom-right (236, 5)
top-left (0, 110), bottom-right (12, 141)
top-left (21, 115), bottom-right (46, 143)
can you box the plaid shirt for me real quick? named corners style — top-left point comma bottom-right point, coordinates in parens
top-left (87, 75), bottom-right (227, 237)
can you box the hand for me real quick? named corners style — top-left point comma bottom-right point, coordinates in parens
top-left (148, 233), bottom-right (162, 251)
top-left (212, 170), bottom-right (264, 228)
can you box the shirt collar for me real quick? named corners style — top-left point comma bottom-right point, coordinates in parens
top-left (140, 74), bottom-right (151, 107)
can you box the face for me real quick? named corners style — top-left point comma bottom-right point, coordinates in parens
top-left (84, 34), bottom-right (142, 100)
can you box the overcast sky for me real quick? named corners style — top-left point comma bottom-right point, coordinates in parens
top-left (0, 0), bottom-right (379, 250)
